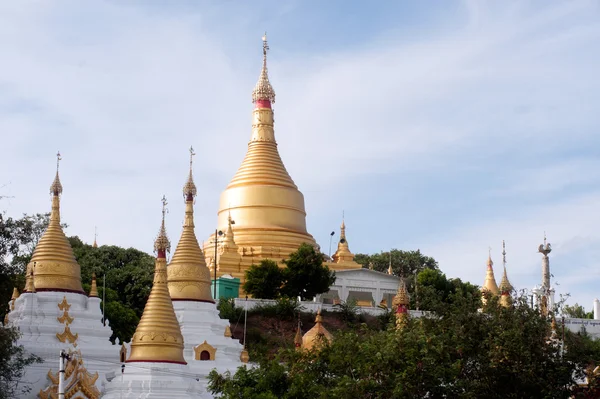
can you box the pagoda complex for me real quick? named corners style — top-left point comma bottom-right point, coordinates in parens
top-left (5, 154), bottom-right (117, 397)
top-left (203, 35), bottom-right (360, 289)
top-left (480, 243), bottom-right (513, 308)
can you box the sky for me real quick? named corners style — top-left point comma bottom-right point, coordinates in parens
top-left (1, 1), bottom-right (599, 310)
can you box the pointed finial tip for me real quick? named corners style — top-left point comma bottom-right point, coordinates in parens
top-left (252, 33), bottom-right (276, 104)
top-left (154, 196), bottom-right (171, 254)
top-left (50, 151), bottom-right (64, 195)
top-left (183, 147), bottom-right (197, 199)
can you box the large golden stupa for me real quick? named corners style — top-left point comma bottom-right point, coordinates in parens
top-left (203, 35), bottom-right (360, 287)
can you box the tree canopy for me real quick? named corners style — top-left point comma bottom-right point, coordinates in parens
top-left (354, 249), bottom-right (438, 276)
top-left (209, 293), bottom-right (598, 399)
top-left (243, 244), bottom-right (335, 300)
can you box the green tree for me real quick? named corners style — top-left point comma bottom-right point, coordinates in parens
top-left (563, 303), bottom-right (593, 319)
top-left (104, 301), bottom-right (139, 344)
top-left (243, 260), bottom-right (284, 299)
top-left (209, 294), bottom-right (589, 398)
top-left (0, 326), bottom-right (42, 399)
top-left (354, 249), bottom-right (438, 277)
top-left (281, 244), bottom-right (335, 300)
top-left (414, 268), bottom-right (480, 312)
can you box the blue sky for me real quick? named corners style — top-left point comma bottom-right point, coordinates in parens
top-left (1, 1), bottom-right (599, 310)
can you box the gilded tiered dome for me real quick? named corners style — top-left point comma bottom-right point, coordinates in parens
top-left (214, 34), bottom-right (315, 256)
top-left (128, 197), bottom-right (186, 364)
top-left (168, 148), bottom-right (213, 303)
top-left (30, 153), bottom-right (84, 294)
top-left (332, 219), bottom-right (355, 263)
top-left (302, 310), bottom-right (332, 350)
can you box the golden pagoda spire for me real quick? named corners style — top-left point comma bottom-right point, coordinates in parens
top-left (481, 247), bottom-right (499, 305)
top-left (92, 226), bottom-right (98, 248)
top-left (393, 278), bottom-right (410, 329)
top-left (332, 213), bottom-right (355, 263)
top-left (11, 287), bottom-right (20, 301)
top-left (128, 197), bottom-right (186, 364)
top-left (498, 240), bottom-right (513, 307)
top-left (168, 149), bottom-right (214, 303)
top-left (387, 252), bottom-right (393, 275)
top-left (89, 273), bottom-right (99, 298)
top-left (213, 34), bottom-right (316, 262)
top-left (29, 152), bottom-right (84, 293)
top-left (302, 309), bottom-right (332, 350)
top-left (252, 32), bottom-right (276, 105)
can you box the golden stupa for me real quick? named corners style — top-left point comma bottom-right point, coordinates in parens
top-left (204, 34), bottom-right (316, 278)
top-left (332, 218), bottom-right (355, 264)
top-left (127, 197), bottom-right (186, 364)
top-left (392, 278), bottom-right (410, 329)
top-left (481, 249), bottom-right (499, 306)
top-left (167, 147), bottom-right (214, 303)
top-left (89, 273), bottom-right (99, 298)
top-left (302, 309), bottom-right (332, 350)
top-left (29, 152), bottom-right (84, 294)
top-left (498, 241), bottom-right (513, 308)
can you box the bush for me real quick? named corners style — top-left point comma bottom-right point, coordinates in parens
top-left (252, 297), bottom-right (305, 321)
top-left (217, 297), bottom-right (243, 322)
top-left (334, 299), bottom-right (359, 324)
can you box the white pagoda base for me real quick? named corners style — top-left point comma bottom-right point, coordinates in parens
top-left (6, 291), bottom-right (118, 398)
top-left (173, 301), bottom-right (245, 394)
top-left (102, 362), bottom-right (204, 398)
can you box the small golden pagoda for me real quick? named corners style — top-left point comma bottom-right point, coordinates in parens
top-left (302, 309), bottom-right (332, 350)
top-left (331, 218), bottom-right (361, 270)
top-left (392, 278), bottom-right (410, 329)
top-left (127, 197), bottom-right (186, 364)
top-left (89, 273), bottom-right (99, 298)
top-left (498, 241), bottom-right (513, 308)
top-left (204, 34), bottom-right (316, 284)
top-left (11, 287), bottom-right (19, 301)
top-left (29, 153), bottom-right (84, 293)
top-left (481, 249), bottom-right (499, 306)
top-left (168, 147), bottom-right (214, 303)
top-left (294, 321), bottom-right (302, 351)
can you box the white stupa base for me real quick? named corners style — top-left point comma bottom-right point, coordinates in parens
top-left (102, 362), bottom-right (204, 398)
top-left (6, 291), bottom-right (118, 397)
top-left (173, 301), bottom-right (245, 391)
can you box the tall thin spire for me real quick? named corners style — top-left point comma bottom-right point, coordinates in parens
top-left (498, 240), bottom-right (513, 307)
top-left (481, 248), bottom-right (499, 305)
top-left (332, 213), bottom-right (354, 264)
top-left (128, 197), bottom-right (186, 364)
top-left (29, 153), bottom-right (84, 293)
top-left (252, 33), bottom-right (276, 106)
top-left (168, 152), bottom-right (213, 303)
top-left (93, 226), bottom-right (98, 248)
top-left (393, 278), bottom-right (410, 329)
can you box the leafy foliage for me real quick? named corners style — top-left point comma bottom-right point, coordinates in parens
top-left (354, 248), bottom-right (438, 276)
top-left (563, 303), bottom-right (593, 319)
top-left (243, 260), bottom-right (284, 299)
top-left (209, 294), bottom-right (592, 398)
top-left (0, 326), bottom-right (42, 399)
top-left (244, 244), bottom-right (336, 301)
top-left (415, 268), bottom-right (481, 312)
top-left (217, 297), bottom-right (243, 322)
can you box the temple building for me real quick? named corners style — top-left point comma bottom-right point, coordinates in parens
top-left (5, 154), bottom-right (117, 398)
top-left (203, 35), bottom-right (360, 290)
top-left (103, 197), bottom-right (203, 398)
top-left (167, 149), bottom-right (245, 391)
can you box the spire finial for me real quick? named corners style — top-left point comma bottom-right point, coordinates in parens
top-left (154, 196), bottom-right (171, 256)
top-left (252, 33), bottom-right (276, 105)
top-left (544, 231), bottom-right (547, 246)
top-left (502, 240), bottom-right (506, 267)
top-left (183, 146), bottom-right (198, 200)
top-left (50, 151), bottom-right (63, 196)
top-left (93, 226), bottom-right (98, 248)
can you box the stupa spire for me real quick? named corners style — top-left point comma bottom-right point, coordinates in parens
top-left (93, 226), bottom-right (98, 248)
top-left (393, 278), bottom-right (410, 329)
top-left (128, 197), bottom-right (186, 364)
top-left (29, 152), bottom-right (83, 293)
top-left (252, 32), bottom-right (276, 107)
top-left (481, 247), bottom-right (499, 305)
top-left (498, 240), bottom-right (513, 307)
top-left (332, 212), bottom-right (355, 263)
top-left (89, 273), bottom-right (99, 298)
top-left (168, 151), bottom-right (213, 303)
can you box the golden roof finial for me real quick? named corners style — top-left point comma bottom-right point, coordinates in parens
top-left (154, 196), bottom-right (171, 257)
top-left (393, 278), bottom-right (409, 307)
top-left (482, 248), bottom-right (499, 303)
top-left (183, 146), bottom-right (197, 200)
top-left (89, 273), bottom-right (99, 298)
top-left (487, 247), bottom-right (493, 268)
top-left (93, 226), bottom-right (98, 248)
top-left (128, 205), bottom-right (186, 364)
top-left (252, 32), bottom-right (276, 105)
top-left (168, 159), bottom-right (213, 303)
top-left (50, 151), bottom-right (63, 196)
top-left (498, 241), bottom-right (513, 306)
